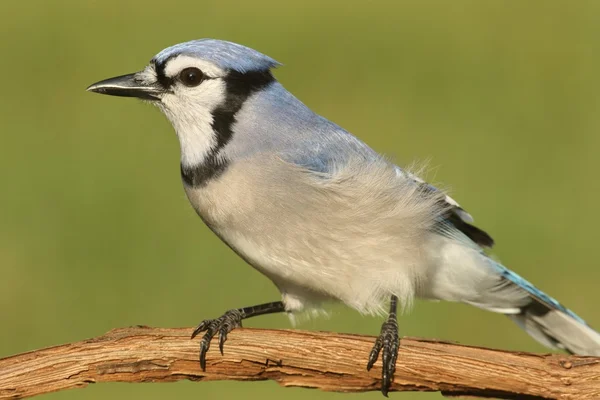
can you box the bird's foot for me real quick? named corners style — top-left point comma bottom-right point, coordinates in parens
top-left (191, 309), bottom-right (244, 370)
top-left (367, 315), bottom-right (399, 397)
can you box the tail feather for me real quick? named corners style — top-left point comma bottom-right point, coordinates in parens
top-left (507, 301), bottom-right (600, 356)
top-left (489, 261), bottom-right (600, 356)
top-left (426, 234), bottom-right (600, 355)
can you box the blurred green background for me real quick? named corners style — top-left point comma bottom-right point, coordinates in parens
top-left (1, 0), bottom-right (599, 399)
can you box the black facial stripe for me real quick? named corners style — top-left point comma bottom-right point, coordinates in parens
top-left (181, 69), bottom-right (275, 187)
top-left (151, 55), bottom-right (178, 90)
top-left (211, 70), bottom-right (275, 149)
top-left (181, 155), bottom-right (228, 187)
top-left (153, 56), bottom-right (175, 88)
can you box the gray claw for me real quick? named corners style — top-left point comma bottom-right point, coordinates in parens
top-left (367, 336), bottom-right (383, 371)
top-left (368, 317), bottom-right (399, 396)
top-left (192, 309), bottom-right (245, 371)
top-left (191, 320), bottom-right (210, 339)
top-left (219, 326), bottom-right (228, 355)
top-left (199, 335), bottom-right (211, 370)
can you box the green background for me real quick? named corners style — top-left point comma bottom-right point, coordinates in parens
top-left (1, 1), bottom-right (599, 399)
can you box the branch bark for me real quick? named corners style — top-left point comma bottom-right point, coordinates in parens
top-left (1, 327), bottom-right (599, 399)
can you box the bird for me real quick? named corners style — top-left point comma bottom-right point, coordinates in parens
top-left (87, 39), bottom-right (600, 396)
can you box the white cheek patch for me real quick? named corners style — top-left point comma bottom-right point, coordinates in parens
top-left (159, 79), bottom-right (227, 167)
top-left (164, 56), bottom-right (226, 79)
top-left (178, 78), bottom-right (227, 107)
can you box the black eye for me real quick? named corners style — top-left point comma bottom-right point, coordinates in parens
top-left (179, 67), bottom-right (204, 87)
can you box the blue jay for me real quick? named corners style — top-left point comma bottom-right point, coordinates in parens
top-left (87, 39), bottom-right (600, 396)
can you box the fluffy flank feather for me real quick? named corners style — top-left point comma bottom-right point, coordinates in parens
top-left (397, 161), bottom-right (493, 248)
top-left (187, 154), bottom-right (451, 316)
top-left (303, 156), bottom-right (453, 313)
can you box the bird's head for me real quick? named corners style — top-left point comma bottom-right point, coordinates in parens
top-left (88, 39), bottom-right (279, 109)
top-left (87, 39), bottom-right (280, 168)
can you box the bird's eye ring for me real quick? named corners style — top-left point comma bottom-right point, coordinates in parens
top-left (179, 67), bottom-right (204, 87)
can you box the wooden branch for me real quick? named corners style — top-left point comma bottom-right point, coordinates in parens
top-left (1, 327), bottom-right (599, 399)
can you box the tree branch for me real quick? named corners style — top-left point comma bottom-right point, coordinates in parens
top-left (1, 327), bottom-right (599, 399)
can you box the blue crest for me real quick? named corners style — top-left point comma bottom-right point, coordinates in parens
top-left (153, 39), bottom-right (281, 73)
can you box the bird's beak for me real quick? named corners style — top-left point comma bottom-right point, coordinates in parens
top-left (86, 73), bottom-right (163, 101)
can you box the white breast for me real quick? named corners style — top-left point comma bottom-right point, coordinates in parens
top-left (158, 79), bottom-right (227, 167)
top-left (184, 154), bottom-right (448, 316)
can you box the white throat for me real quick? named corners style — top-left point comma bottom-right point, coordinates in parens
top-left (158, 79), bottom-right (227, 167)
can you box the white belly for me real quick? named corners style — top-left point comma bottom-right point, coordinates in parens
top-left (182, 155), bottom-right (445, 315)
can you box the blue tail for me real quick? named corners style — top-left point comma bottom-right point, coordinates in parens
top-left (490, 260), bottom-right (600, 356)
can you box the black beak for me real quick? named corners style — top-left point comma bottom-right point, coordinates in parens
top-left (86, 73), bottom-right (163, 101)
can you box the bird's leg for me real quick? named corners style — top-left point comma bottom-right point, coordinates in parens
top-left (367, 295), bottom-right (399, 397)
top-left (191, 301), bottom-right (285, 370)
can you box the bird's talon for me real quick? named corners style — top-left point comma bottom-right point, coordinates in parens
top-left (366, 337), bottom-right (383, 371)
top-left (199, 338), bottom-right (210, 370)
top-left (219, 327), bottom-right (228, 355)
top-left (192, 309), bottom-right (244, 369)
top-left (368, 316), bottom-right (399, 396)
top-left (191, 320), bottom-right (211, 339)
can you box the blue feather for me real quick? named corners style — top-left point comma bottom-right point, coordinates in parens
top-left (153, 39), bottom-right (281, 74)
top-left (489, 259), bottom-right (588, 325)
